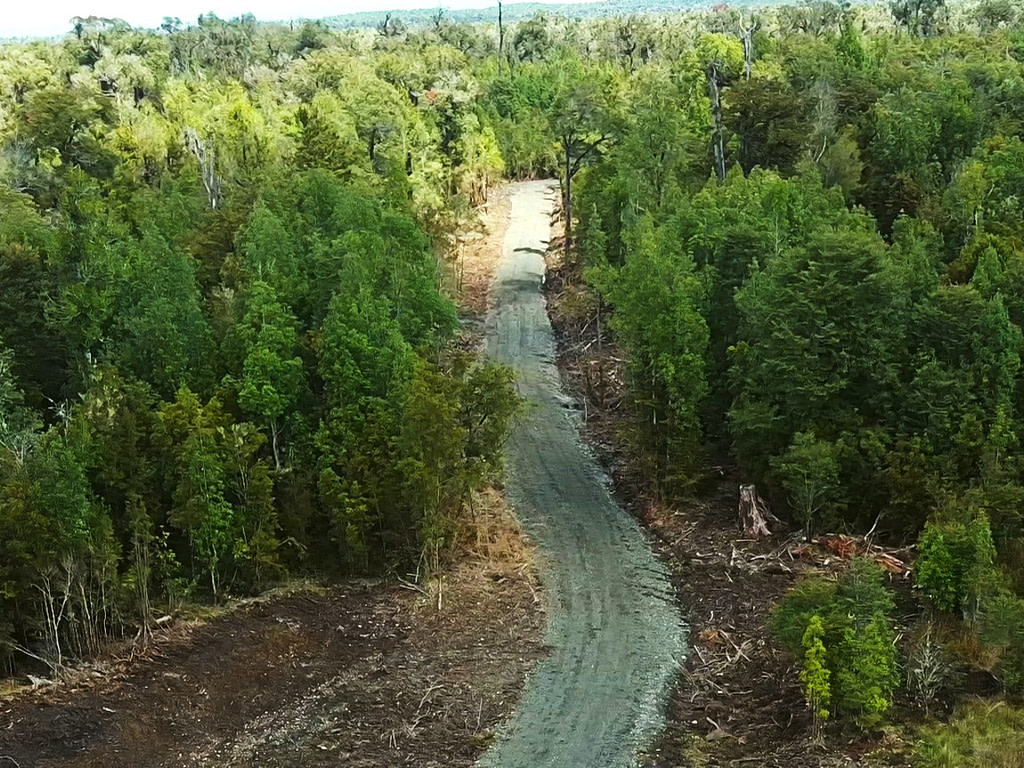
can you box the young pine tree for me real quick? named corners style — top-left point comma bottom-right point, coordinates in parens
top-left (801, 614), bottom-right (832, 743)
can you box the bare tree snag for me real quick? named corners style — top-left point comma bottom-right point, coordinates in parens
top-left (706, 62), bottom-right (726, 181)
top-left (497, 1), bottom-right (505, 76)
top-left (184, 127), bottom-right (221, 209)
top-left (738, 484), bottom-right (771, 538)
top-left (739, 17), bottom-right (758, 80)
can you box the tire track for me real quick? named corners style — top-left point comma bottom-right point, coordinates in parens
top-left (480, 180), bottom-right (686, 768)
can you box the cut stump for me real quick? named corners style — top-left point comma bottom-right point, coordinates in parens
top-left (738, 484), bottom-right (772, 538)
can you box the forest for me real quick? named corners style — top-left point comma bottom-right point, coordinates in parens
top-left (0, 11), bottom-right (521, 675)
top-left (2, 0), bottom-right (1024, 761)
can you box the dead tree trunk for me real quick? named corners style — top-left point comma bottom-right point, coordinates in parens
top-left (738, 484), bottom-right (772, 538)
top-left (706, 63), bottom-right (727, 181)
top-left (497, 1), bottom-right (505, 76)
top-left (740, 18), bottom-right (758, 80)
top-left (185, 127), bottom-right (222, 209)
top-left (564, 145), bottom-right (573, 259)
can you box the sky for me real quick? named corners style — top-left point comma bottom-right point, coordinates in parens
top-left (2, 0), bottom-right (589, 38)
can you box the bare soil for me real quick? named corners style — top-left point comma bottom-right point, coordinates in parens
top-left (0, 495), bottom-right (545, 768)
top-left (454, 185), bottom-right (513, 321)
top-left (543, 251), bottom-right (919, 768)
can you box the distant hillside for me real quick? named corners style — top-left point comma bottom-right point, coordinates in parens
top-left (323, 1), bottom-right (724, 29)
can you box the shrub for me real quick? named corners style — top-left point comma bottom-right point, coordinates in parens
top-left (771, 558), bottom-right (899, 728)
top-left (981, 592), bottom-right (1024, 698)
top-left (801, 614), bottom-right (831, 740)
top-left (916, 511), bottom-right (1000, 620)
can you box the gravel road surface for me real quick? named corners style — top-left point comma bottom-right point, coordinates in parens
top-left (480, 180), bottom-right (686, 768)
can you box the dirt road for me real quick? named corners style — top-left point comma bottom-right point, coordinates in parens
top-left (481, 180), bottom-right (685, 768)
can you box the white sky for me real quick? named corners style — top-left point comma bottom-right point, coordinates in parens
top-left (3, 0), bottom-right (589, 38)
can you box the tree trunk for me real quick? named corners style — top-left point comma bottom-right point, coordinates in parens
top-left (184, 127), bottom-right (222, 209)
top-left (740, 20), bottom-right (756, 80)
top-left (707, 63), bottom-right (727, 181)
top-left (564, 143), bottom-right (573, 260)
top-left (738, 484), bottom-right (772, 538)
top-left (271, 419), bottom-right (282, 472)
top-left (497, 1), bottom-right (505, 76)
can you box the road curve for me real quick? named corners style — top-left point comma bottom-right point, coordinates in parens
top-left (480, 180), bottom-right (686, 768)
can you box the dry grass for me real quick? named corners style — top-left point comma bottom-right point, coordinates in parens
top-left (927, 613), bottom-right (1002, 671)
top-left (449, 189), bottom-right (513, 319)
top-left (462, 487), bottom-right (536, 570)
top-left (410, 487), bottom-right (542, 621)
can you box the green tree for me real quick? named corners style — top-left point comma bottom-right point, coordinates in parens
top-left (772, 559), bottom-right (898, 728)
top-left (547, 55), bottom-right (623, 259)
top-left (917, 510), bottom-right (1001, 620)
top-left (157, 388), bottom-right (236, 598)
top-left (801, 614), bottom-right (832, 741)
top-left (834, 614), bottom-right (899, 727)
top-left (232, 280), bottom-right (306, 471)
top-left (295, 91), bottom-right (369, 179)
top-left (771, 431), bottom-right (842, 535)
top-left (595, 216), bottom-right (709, 491)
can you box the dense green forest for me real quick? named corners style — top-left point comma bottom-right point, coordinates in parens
top-left (322, 0), bottom-right (727, 30)
top-left (0, 12), bottom-right (522, 675)
top-left (540, 0), bottom-right (1024, 755)
top-left (5, 0), bottom-right (1024, 757)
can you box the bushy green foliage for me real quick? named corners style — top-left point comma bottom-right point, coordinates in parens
top-left (0, 17), bottom-right (523, 671)
top-left (917, 511), bottom-right (1000, 618)
top-left (772, 560), bottom-right (899, 727)
top-left (981, 593), bottom-right (1024, 697)
top-left (591, 217), bottom-right (709, 490)
top-left (770, 431), bottom-right (841, 535)
top-left (801, 614), bottom-right (832, 732)
top-left (6, 0), bottom-right (1024, 708)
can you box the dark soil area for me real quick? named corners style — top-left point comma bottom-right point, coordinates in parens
top-left (0, 561), bottom-right (544, 767)
top-left (543, 252), bottom-right (918, 767)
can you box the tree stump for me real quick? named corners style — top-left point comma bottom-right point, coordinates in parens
top-left (738, 484), bottom-right (772, 538)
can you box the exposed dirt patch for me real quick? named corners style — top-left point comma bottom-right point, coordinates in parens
top-left (454, 187), bottom-right (513, 321)
top-left (542, 253), bottom-right (917, 768)
top-left (0, 506), bottom-right (544, 768)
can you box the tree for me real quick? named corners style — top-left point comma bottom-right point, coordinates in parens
top-left (724, 77), bottom-right (807, 176)
top-left (595, 216), bottom-right (709, 490)
top-left (295, 91), bottom-right (369, 179)
top-left (113, 226), bottom-right (215, 397)
top-left (772, 559), bottom-right (898, 728)
top-left (771, 431), bottom-right (841, 535)
top-left (695, 33), bottom-right (744, 181)
top-left (512, 14), bottom-right (552, 63)
top-left (917, 510), bottom-right (1001, 620)
top-left (834, 614), bottom-right (899, 727)
top-left (157, 388), bottom-right (236, 598)
top-left (232, 280), bottom-right (306, 471)
top-left (730, 220), bottom-right (904, 501)
top-left (802, 615), bottom-right (832, 741)
top-left (891, 0), bottom-right (947, 36)
top-left (454, 114), bottom-right (504, 205)
top-left (981, 592), bottom-right (1024, 697)
top-left (547, 56), bottom-right (623, 259)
